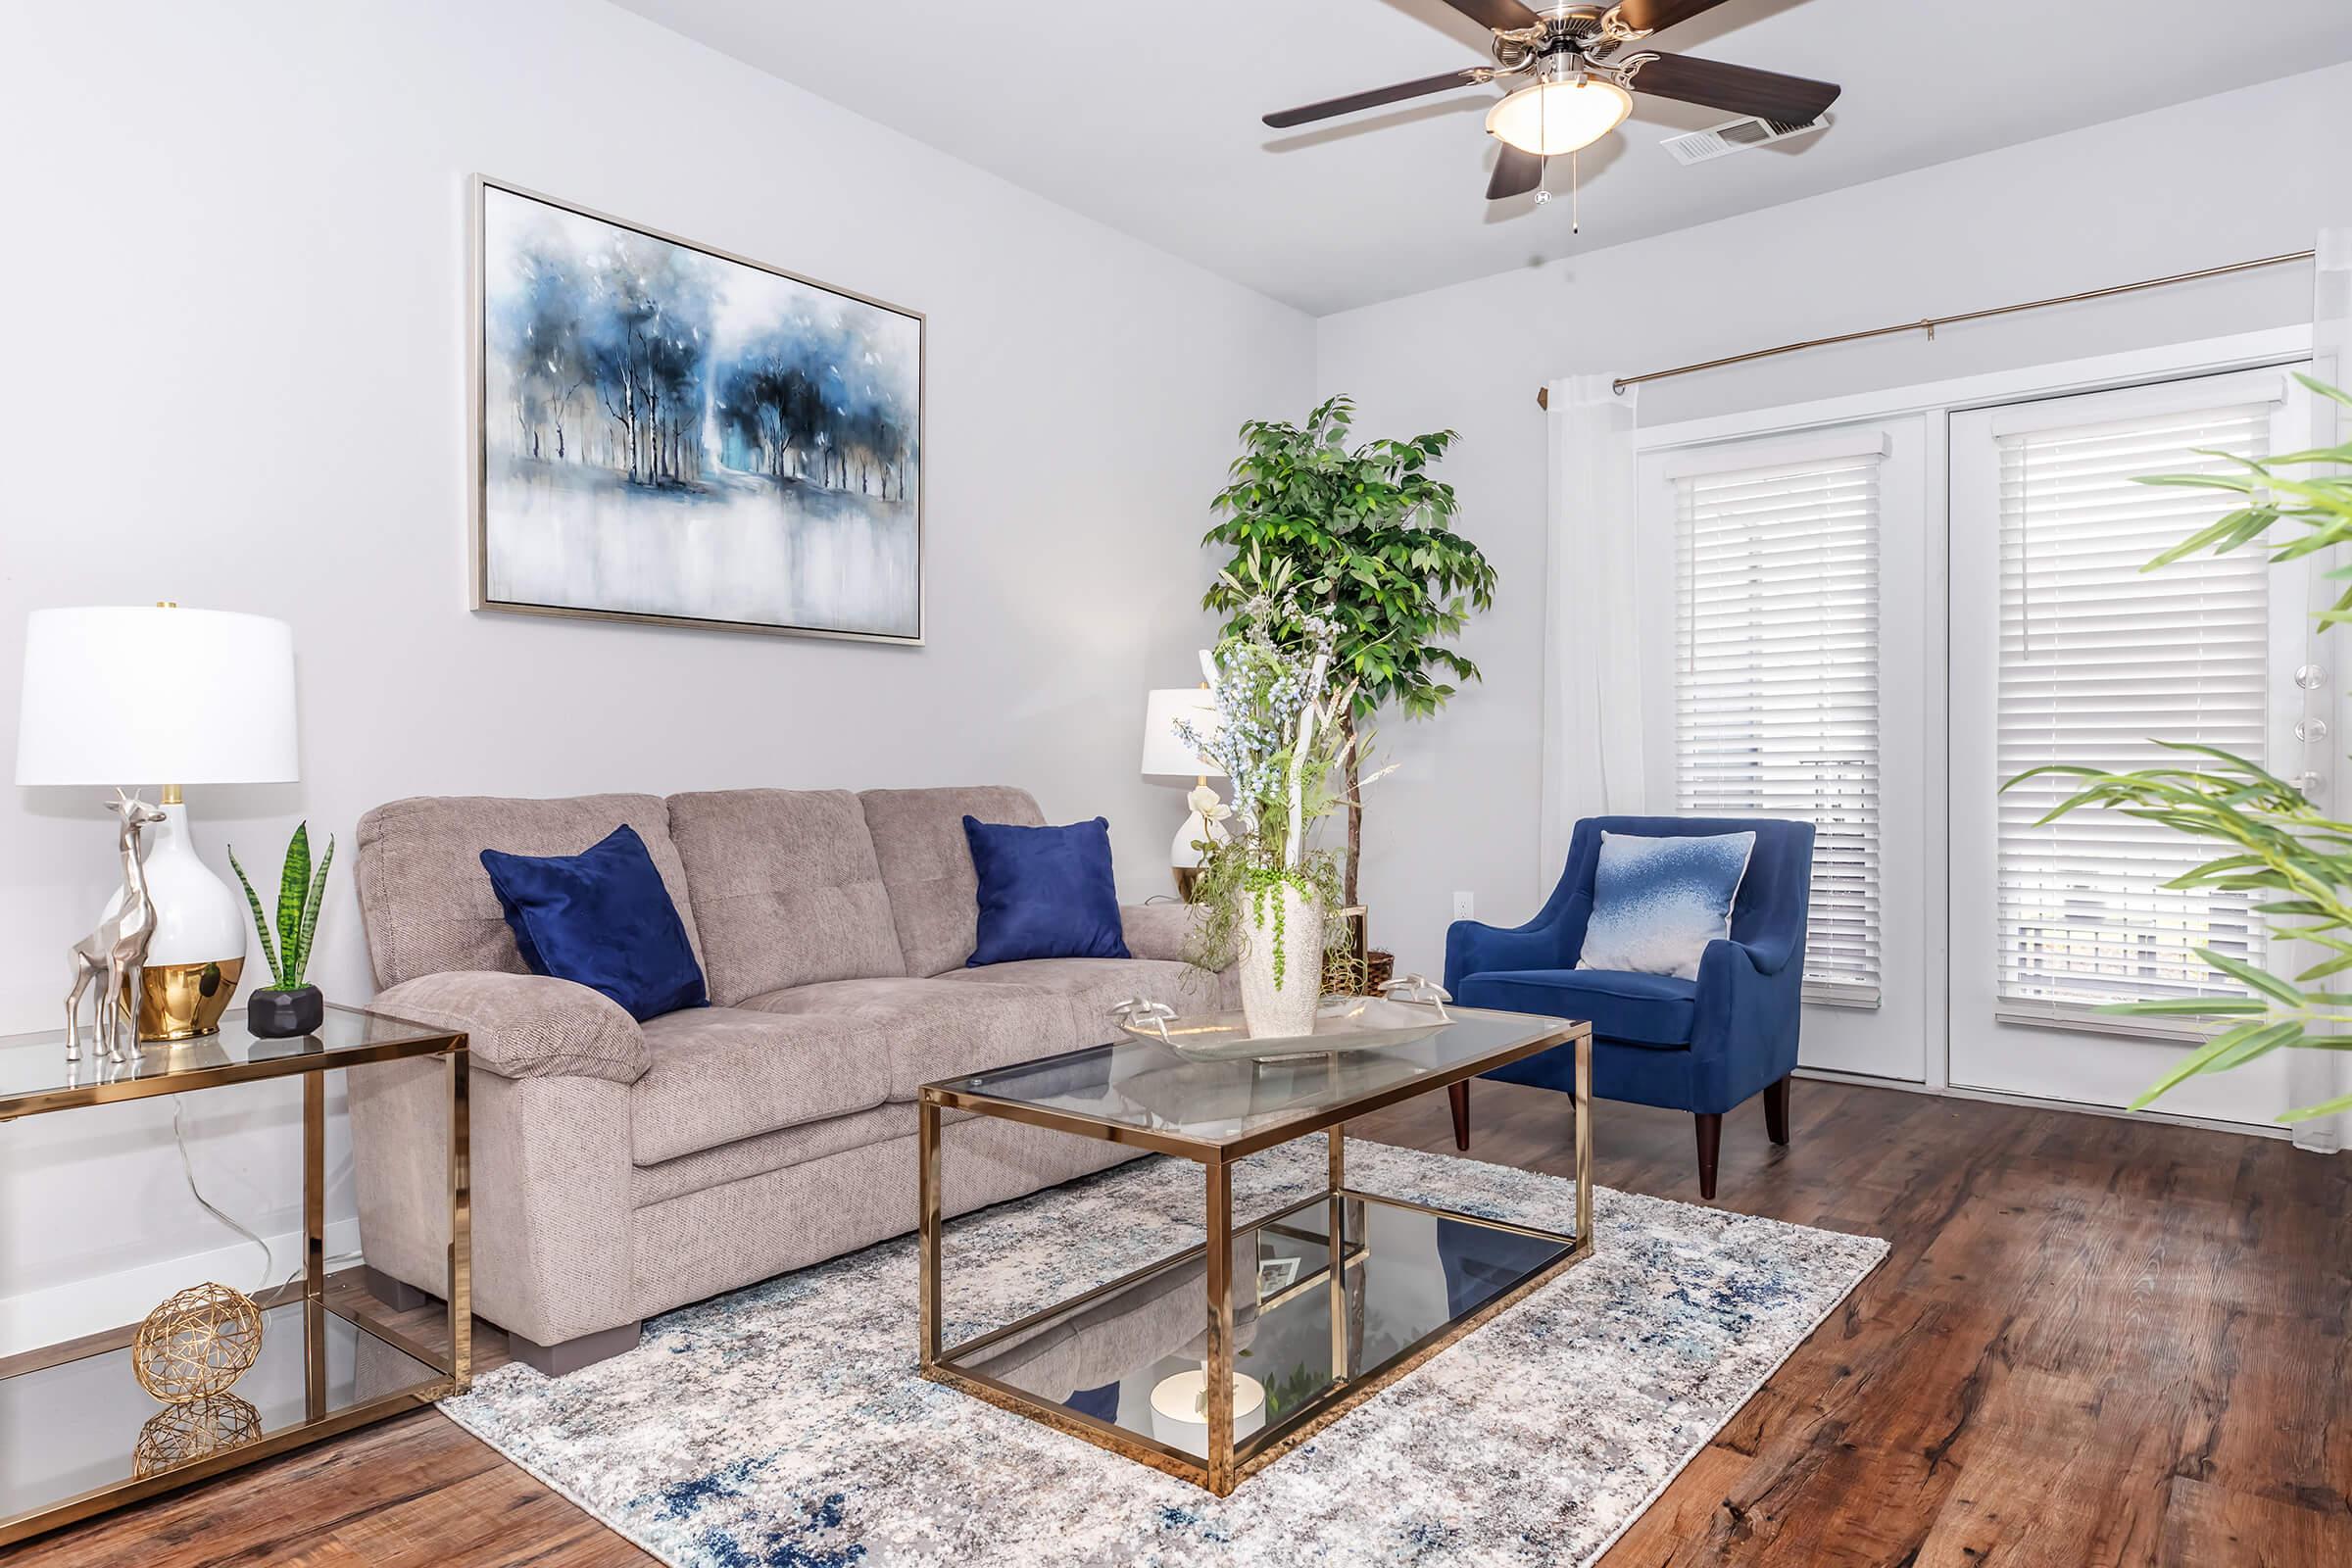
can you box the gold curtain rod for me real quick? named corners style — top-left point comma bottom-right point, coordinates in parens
top-left (1534, 248), bottom-right (2318, 409)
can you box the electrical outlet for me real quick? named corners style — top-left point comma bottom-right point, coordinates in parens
top-left (1452, 891), bottom-right (1475, 920)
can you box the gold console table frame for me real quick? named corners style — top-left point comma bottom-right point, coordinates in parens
top-left (0, 1004), bottom-right (469, 1546)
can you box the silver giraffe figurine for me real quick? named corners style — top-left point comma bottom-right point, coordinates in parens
top-left (65, 790), bottom-right (167, 1066)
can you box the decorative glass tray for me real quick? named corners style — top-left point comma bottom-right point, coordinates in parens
top-left (1111, 984), bottom-right (1453, 1063)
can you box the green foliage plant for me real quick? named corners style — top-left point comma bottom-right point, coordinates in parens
top-left (229, 822), bottom-right (335, 994)
top-left (2006, 374), bottom-right (2352, 1122)
top-left (1204, 395), bottom-right (1495, 907)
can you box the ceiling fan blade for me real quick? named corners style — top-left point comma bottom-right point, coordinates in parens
top-left (1487, 144), bottom-right (1545, 200)
top-left (1263, 69), bottom-right (1487, 128)
top-left (1440, 0), bottom-right (1544, 30)
top-left (1615, 0), bottom-right (1739, 34)
top-left (1627, 52), bottom-right (1840, 122)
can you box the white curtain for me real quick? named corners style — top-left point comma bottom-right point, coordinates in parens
top-left (2294, 229), bottom-right (2352, 1154)
top-left (1539, 374), bottom-right (1646, 877)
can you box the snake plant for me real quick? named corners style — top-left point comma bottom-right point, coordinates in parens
top-left (229, 823), bottom-right (335, 993)
top-left (2007, 374), bottom-right (2352, 1123)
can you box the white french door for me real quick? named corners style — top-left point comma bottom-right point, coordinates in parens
top-left (1948, 367), bottom-right (2324, 1122)
top-left (1635, 416), bottom-right (1933, 1083)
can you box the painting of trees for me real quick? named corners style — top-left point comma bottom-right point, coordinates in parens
top-left (712, 325), bottom-right (913, 500)
top-left (477, 181), bottom-right (923, 641)
top-left (499, 245), bottom-right (591, 463)
top-left (489, 208), bottom-right (914, 503)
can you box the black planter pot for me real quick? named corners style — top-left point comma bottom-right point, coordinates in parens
top-left (248, 985), bottom-right (324, 1039)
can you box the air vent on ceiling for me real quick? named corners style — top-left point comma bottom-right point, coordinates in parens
top-left (1661, 111), bottom-right (1831, 168)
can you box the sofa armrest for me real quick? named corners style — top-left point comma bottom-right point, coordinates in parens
top-left (369, 971), bottom-right (651, 1084)
top-left (1120, 901), bottom-right (1209, 964)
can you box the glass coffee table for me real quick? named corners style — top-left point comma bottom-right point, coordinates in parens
top-left (917, 1004), bottom-right (1591, 1495)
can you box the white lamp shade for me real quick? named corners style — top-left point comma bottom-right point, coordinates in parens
top-left (1485, 76), bottom-right (1632, 156)
top-left (1141, 688), bottom-right (1224, 787)
top-left (16, 607), bottom-right (298, 786)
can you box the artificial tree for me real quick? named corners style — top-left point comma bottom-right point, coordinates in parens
top-left (1203, 395), bottom-right (1495, 912)
top-left (2015, 374), bottom-right (2352, 1122)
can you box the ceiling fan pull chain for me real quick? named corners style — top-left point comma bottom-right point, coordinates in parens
top-left (1572, 149), bottom-right (1581, 235)
top-left (1533, 80), bottom-right (1553, 206)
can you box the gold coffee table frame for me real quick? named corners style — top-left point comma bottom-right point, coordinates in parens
top-left (918, 1010), bottom-right (1592, 1495)
top-left (0, 1004), bottom-right (470, 1546)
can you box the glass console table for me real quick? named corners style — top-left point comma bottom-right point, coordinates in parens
top-left (0, 1004), bottom-right (469, 1545)
top-left (918, 1004), bottom-right (1592, 1495)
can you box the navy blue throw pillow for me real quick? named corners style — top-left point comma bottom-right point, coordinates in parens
top-left (479, 824), bottom-right (708, 1021)
top-left (963, 815), bottom-right (1131, 966)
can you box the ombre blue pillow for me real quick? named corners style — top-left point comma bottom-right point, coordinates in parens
top-left (963, 815), bottom-right (1131, 966)
top-left (479, 825), bottom-right (708, 1021)
top-left (1576, 829), bottom-right (1756, 981)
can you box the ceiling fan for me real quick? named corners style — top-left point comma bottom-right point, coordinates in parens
top-left (1263, 0), bottom-right (1841, 201)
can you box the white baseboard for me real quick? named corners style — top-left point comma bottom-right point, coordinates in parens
top-left (1789, 1065), bottom-right (2330, 1148)
top-left (0, 1220), bottom-right (364, 1357)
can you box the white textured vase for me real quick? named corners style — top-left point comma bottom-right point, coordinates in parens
top-left (1238, 883), bottom-right (1323, 1040)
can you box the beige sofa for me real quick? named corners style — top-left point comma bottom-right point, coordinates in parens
top-left (347, 785), bottom-right (1227, 1373)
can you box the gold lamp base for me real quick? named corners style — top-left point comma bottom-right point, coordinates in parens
top-left (119, 958), bottom-right (244, 1042)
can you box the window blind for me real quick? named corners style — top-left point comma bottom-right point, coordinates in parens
top-left (1675, 451), bottom-right (1883, 1005)
top-left (1994, 401), bottom-right (2275, 1019)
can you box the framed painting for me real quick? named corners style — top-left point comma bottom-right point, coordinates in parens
top-left (469, 177), bottom-right (924, 643)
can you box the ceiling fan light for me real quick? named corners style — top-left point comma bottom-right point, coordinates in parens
top-left (1485, 76), bottom-right (1633, 158)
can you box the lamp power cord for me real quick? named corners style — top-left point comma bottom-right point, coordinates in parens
top-left (171, 1096), bottom-right (362, 1298)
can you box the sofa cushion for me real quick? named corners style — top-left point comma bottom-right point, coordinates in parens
top-left (964, 816), bottom-right (1130, 965)
top-left (632, 1006), bottom-right (889, 1165)
top-left (1118, 902), bottom-right (1211, 964)
top-left (665, 789), bottom-right (906, 1005)
top-left (631, 1103), bottom-right (915, 1208)
top-left (938, 956), bottom-right (1226, 1047)
top-left (357, 794), bottom-right (703, 990)
top-left (859, 786), bottom-right (1046, 976)
top-left (1453, 968), bottom-right (1697, 1049)
top-left (479, 825), bottom-right (709, 1021)
top-left (742, 975), bottom-right (1074, 1102)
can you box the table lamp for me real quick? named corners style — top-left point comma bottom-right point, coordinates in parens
top-left (1140, 686), bottom-right (1226, 900)
top-left (16, 605), bottom-right (299, 1039)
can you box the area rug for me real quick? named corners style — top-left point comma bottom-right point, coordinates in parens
top-left (441, 1141), bottom-right (1886, 1567)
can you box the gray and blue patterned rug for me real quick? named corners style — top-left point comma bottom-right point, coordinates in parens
top-left (441, 1141), bottom-right (1886, 1567)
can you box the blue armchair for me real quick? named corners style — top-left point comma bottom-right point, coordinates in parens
top-left (1443, 815), bottom-right (1815, 1200)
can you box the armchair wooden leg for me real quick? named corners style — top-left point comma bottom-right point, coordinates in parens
top-left (1447, 1081), bottom-right (1470, 1151)
top-left (1764, 1074), bottom-right (1791, 1146)
top-left (1694, 1112), bottom-right (1722, 1201)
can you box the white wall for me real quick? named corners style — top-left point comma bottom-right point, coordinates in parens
top-left (0, 0), bottom-right (1311, 1344)
top-left (1316, 62), bottom-right (2352, 976)
top-left (7, 14), bottom-right (2344, 1342)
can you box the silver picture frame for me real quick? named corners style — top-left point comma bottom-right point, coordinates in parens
top-left (466, 174), bottom-right (927, 645)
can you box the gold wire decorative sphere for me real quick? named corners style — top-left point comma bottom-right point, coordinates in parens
top-left (132, 1282), bottom-right (264, 1401)
top-left (131, 1393), bottom-right (264, 1478)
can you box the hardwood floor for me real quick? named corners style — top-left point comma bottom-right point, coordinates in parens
top-left (19, 1078), bottom-right (2349, 1566)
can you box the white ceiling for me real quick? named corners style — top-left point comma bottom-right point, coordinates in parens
top-left (613, 0), bottom-right (2352, 317)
